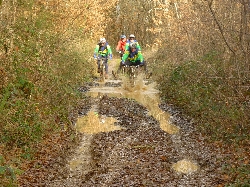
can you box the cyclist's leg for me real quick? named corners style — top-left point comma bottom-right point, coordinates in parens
top-left (97, 55), bottom-right (102, 72)
top-left (104, 58), bottom-right (108, 74)
top-left (124, 61), bottom-right (133, 75)
top-left (118, 60), bottom-right (125, 73)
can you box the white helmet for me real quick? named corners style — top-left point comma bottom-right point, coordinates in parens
top-left (100, 37), bottom-right (106, 43)
top-left (129, 34), bottom-right (135, 38)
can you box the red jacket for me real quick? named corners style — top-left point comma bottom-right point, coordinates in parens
top-left (116, 38), bottom-right (127, 52)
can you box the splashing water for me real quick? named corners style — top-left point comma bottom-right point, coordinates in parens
top-left (87, 73), bottom-right (179, 134)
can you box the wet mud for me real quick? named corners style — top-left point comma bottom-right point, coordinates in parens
top-left (43, 69), bottom-right (226, 186)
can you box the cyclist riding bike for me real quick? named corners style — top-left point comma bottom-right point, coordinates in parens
top-left (119, 42), bottom-right (146, 72)
top-left (93, 38), bottom-right (112, 79)
top-left (116, 35), bottom-right (127, 59)
top-left (125, 34), bottom-right (141, 52)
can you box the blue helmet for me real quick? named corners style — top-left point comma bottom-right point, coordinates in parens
top-left (120, 35), bottom-right (126, 39)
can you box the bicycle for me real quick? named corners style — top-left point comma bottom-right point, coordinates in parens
top-left (127, 65), bottom-right (140, 79)
top-left (97, 56), bottom-right (107, 81)
top-left (119, 64), bottom-right (140, 87)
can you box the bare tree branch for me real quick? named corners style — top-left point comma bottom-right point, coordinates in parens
top-left (206, 0), bottom-right (236, 56)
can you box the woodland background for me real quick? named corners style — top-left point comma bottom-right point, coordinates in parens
top-left (0, 0), bottom-right (250, 186)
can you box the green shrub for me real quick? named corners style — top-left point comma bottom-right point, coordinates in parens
top-left (0, 1), bottom-right (94, 185)
top-left (156, 51), bottom-right (249, 141)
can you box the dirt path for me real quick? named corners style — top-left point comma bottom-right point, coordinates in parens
top-left (23, 59), bottom-right (226, 186)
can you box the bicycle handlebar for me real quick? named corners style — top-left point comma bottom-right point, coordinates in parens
top-left (97, 56), bottom-right (107, 60)
top-left (123, 65), bottom-right (139, 68)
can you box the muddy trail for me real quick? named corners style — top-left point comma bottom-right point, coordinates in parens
top-left (24, 61), bottom-right (226, 186)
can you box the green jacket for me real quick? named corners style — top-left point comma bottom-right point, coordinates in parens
top-left (94, 42), bottom-right (112, 57)
top-left (122, 48), bottom-right (143, 63)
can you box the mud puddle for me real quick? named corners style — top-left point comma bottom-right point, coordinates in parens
top-left (45, 71), bottom-right (224, 187)
top-left (87, 75), bottom-right (179, 135)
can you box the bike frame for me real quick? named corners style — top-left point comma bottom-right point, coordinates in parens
top-left (122, 65), bottom-right (140, 79)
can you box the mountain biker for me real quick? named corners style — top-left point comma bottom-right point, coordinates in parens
top-left (116, 34), bottom-right (127, 59)
top-left (125, 34), bottom-right (141, 52)
top-left (119, 42), bottom-right (146, 72)
top-left (93, 37), bottom-right (112, 79)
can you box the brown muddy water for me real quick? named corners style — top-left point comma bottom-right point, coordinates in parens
top-left (85, 74), bottom-right (179, 135)
top-left (45, 70), bottom-right (225, 186)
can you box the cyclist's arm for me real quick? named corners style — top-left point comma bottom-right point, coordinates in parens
top-left (94, 45), bottom-right (99, 55)
top-left (136, 42), bottom-right (142, 51)
top-left (124, 43), bottom-right (130, 51)
top-left (137, 52), bottom-right (144, 62)
top-left (116, 41), bottom-right (121, 51)
top-left (122, 51), bottom-right (129, 62)
top-left (107, 45), bottom-right (112, 55)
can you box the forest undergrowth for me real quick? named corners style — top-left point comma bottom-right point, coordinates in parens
top-left (1, 0), bottom-right (250, 186)
top-left (149, 50), bottom-right (250, 186)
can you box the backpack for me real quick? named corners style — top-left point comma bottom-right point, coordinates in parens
top-left (98, 42), bottom-right (108, 52)
top-left (129, 48), bottom-right (138, 58)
